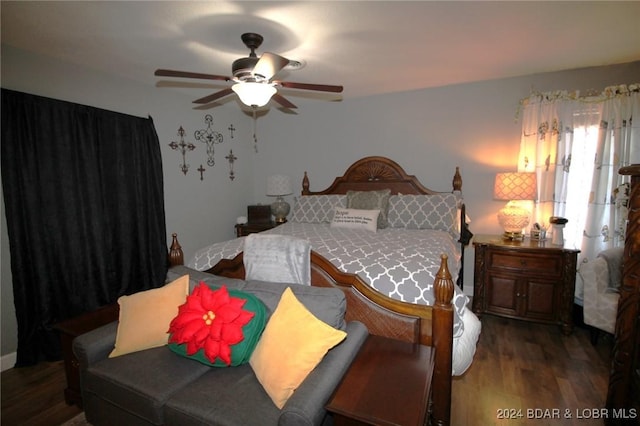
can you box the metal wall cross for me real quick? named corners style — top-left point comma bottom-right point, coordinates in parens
top-left (168, 126), bottom-right (195, 175)
top-left (194, 114), bottom-right (223, 167)
top-left (226, 150), bottom-right (237, 181)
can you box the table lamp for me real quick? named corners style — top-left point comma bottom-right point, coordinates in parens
top-left (494, 172), bottom-right (537, 240)
top-left (267, 175), bottom-right (292, 223)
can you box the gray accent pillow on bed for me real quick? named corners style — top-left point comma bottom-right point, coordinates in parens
top-left (346, 189), bottom-right (391, 229)
top-left (387, 193), bottom-right (458, 235)
top-left (290, 194), bottom-right (347, 223)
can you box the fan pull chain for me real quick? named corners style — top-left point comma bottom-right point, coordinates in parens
top-left (252, 108), bottom-right (258, 153)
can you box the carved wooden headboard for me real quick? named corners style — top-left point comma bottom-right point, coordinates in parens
top-left (301, 156), bottom-right (462, 196)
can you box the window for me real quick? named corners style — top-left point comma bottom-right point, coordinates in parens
top-left (562, 122), bottom-right (599, 248)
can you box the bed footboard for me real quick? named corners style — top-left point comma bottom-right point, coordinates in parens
top-left (201, 245), bottom-right (454, 425)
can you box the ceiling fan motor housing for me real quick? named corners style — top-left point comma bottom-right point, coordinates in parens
top-left (232, 57), bottom-right (263, 82)
top-left (232, 32), bottom-right (267, 82)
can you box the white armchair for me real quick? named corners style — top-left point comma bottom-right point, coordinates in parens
top-left (578, 248), bottom-right (623, 344)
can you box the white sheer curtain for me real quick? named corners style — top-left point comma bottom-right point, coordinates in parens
top-left (518, 84), bottom-right (639, 261)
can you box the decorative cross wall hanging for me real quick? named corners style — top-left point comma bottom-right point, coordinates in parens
top-left (228, 124), bottom-right (236, 139)
top-left (197, 164), bottom-right (206, 181)
top-left (226, 150), bottom-right (237, 181)
top-left (194, 114), bottom-right (223, 166)
top-left (168, 126), bottom-right (195, 175)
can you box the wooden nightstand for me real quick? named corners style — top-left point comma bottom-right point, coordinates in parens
top-left (234, 222), bottom-right (278, 237)
top-left (326, 334), bottom-right (434, 426)
top-left (472, 234), bottom-right (579, 335)
top-left (53, 303), bottom-right (120, 407)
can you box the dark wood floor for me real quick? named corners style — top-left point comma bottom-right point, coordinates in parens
top-left (1, 359), bottom-right (81, 426)
top-left (1, 315), bottom-right (612, 426)
top-left (452, 315), bottom-right (612, 425)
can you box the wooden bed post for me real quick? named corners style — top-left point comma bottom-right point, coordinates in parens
top-left (453, 166), bottom-right (462, 192)
top-left (302, 171), bottom-right (310, 195)
top-left (432, 254), bottom-right (454, 426)
top-left (168, 233), bottom-right (184, 267)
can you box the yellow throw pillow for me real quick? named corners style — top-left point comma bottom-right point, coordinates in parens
top-left (249, 287), bottom-right (347, 409)
top-left (109, 274), bottom-right (189, 358)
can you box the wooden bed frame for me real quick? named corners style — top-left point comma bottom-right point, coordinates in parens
top-left (167, 156), bottom-right (469, 425)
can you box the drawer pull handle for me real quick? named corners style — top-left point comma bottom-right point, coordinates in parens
top-left (520, 260), bottom-right (527, 266)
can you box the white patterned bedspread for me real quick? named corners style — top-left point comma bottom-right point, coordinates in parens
top-left (188, 222), bottom-right (468, 337)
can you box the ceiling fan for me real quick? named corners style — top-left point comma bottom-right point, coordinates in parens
top-left (155, 32), bottom-right (343, 109)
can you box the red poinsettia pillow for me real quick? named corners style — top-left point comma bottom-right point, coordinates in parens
top-left (168, 283), bottom-right (267, 367)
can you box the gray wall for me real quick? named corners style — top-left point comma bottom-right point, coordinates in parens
top-left (2, 41), bottom-right (639, 363)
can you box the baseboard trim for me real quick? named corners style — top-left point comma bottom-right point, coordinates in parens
top-left (1, 352), bottom-right (17, 371)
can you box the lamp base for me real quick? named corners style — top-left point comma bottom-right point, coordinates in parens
top-left (497, 201), bottom-right (531, 242)
top-left (502, 231), bottom-right (525, 241)
top-left (270, 196), bottom-right (290, 224)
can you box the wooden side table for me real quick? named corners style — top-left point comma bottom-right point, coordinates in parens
top-left (235, 221), bottom-right (277, 237)
top-left (472, 234), bottom-right (579, 334)
top-left (53, 303), bottom-right (120, 407)
top-left (326, 334), bottom-right (434, 426)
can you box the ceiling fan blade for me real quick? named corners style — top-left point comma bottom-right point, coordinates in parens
top-left (278, 81), bottom-right (343, 93)
top-left (155, 69), bottom-right (231, 82)
top-left (193, 88), bottom-right (234, 104)
top-left (272, 94), bottom-right (297, 109)
top-left (252, 53), bottom-right (290, 80)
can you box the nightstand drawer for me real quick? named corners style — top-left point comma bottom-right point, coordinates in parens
top-left (490, 251), bottom-right (560, 276)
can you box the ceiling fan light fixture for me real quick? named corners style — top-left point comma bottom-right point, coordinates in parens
top-left (232, 82), bottom-right (276, 107)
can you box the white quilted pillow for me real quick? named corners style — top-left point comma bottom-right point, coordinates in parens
top-left (290, 195), bottom-right (346, 223)
top-left (330, 208), bottom-right (379, 232)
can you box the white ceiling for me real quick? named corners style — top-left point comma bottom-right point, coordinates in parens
top-left (2, 1), bottom-right (640, 105)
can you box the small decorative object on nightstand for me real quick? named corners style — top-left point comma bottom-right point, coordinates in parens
top-left (472, 234), bottom-right (579, 335)
top-left (549, 216), bottom-right (568, 245)
top-left (267, 175), bottom-right (292, 223)
top-left (247, 205), bottom-right (271, 224)
top-left (236, 205), bottom-right (279, 237)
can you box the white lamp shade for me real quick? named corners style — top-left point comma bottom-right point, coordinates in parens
top-left (232, 82), bottom-right (277, 107)
top-left (266, 175), bottom-right (292, 196)
top-left (494, 172), bottom-right (537, 200)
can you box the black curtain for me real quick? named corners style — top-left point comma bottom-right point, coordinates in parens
top-left (1, 89), bottom-right (168, 366)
